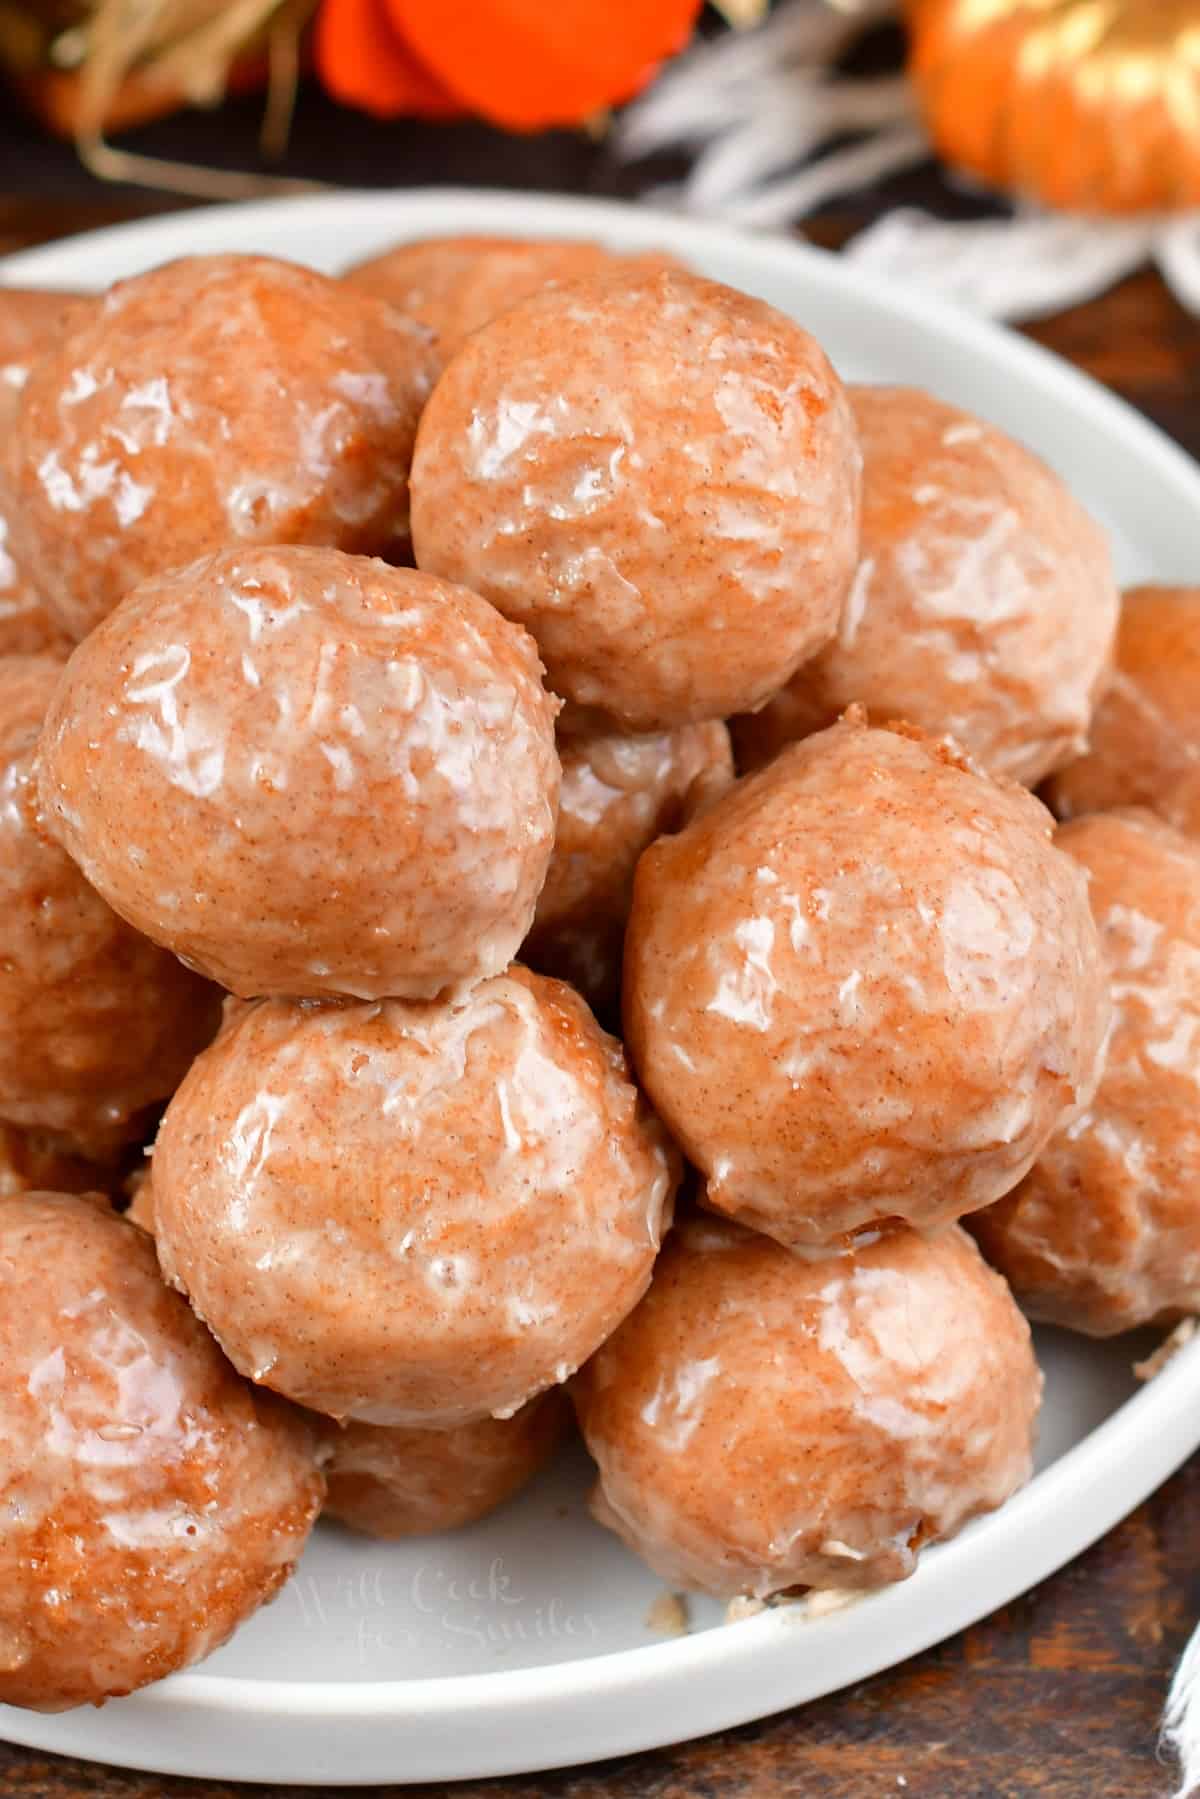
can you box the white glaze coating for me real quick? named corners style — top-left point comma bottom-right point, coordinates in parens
top-left (734, 385), bottom-right (1118, 787)
top-left (410, 267), bottom-right (861, 731)
top-left (574, 1216), bottom-right (1042, 1599)
top-left (624, 714), bottom-right (1111, 1247)
top-left (1048, 586), bottom-right (1200, 824)
top-left (7, 254), bottom-right (435, 640)
top-left (323, 1389), bottom-right (572, 1539)
top-left (0, 405), bottom-right (74, 660)
top-left (0, 291), bottom-right (90, 657)
top-left (35, 547), bottom-right (560, 1000)
top-left (0, 655), bottom-right (219, 1158)
top-left (152, 969), bottom-right (679, 1427)
top-left (972, 811), bottom-right (1200, 1335)
top-left (343, 234), bottom-right (680, 376)
top-left (0, 1193), bottom-right (324, 1711)
top-left (524, 721), bottom-right (733, 1020)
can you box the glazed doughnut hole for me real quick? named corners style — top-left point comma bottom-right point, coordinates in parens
top-left (410, 267), bottom-right (862, 731)
top-left (7, 254), bottom-right (435, 640)
top-left (574, 1216), bottom-right (1042, 1600)
top-left (734, 385), bottom-right (1118, 788)
top-left (323, 1389), bottom-right (573, 1539)
top-left (0, 655), bottom-right (220, 1160)
top-left (971, 811), bottom-right (1200, 1335)
top-left (343, 234), bottom-right (680, 376)
top-left (523, 721), bottom-right (734, 1021)
top-left (624, 713), bottom-right (1111, 1249)
top-left (36, 547), bottom-right (560, 1001)
top-left (0, 289), bottom-right (91, 658)
top-left (1047, 585), bottom-right (1200, 824)
top-left (0, 1193), bottom-right (324, 1711)
top-left (151, 967), bottom-right (678, 1427)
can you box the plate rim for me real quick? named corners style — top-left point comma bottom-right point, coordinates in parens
top-left (3, 185), bottom-right (1200, 1777)
top-left (62, 1322), bottom-right (1200, 1715)
top-left (3, 1330), bottom-right (1199, 1784)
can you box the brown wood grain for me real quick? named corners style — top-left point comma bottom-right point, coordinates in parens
top-left (0, 189), bottom-right (1198, 1799)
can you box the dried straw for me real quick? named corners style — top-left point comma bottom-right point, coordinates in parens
top-left (53, 0), bottom-right (329, 196)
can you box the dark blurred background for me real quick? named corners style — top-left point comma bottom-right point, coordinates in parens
top-left (0, 13), bottom-right (1001, 223)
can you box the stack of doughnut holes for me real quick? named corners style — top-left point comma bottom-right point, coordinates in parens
top-left (0, 225), bottom-right (1191, 1712)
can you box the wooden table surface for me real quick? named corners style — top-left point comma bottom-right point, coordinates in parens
top-left (1, 125), bottom-right (1199, 1799)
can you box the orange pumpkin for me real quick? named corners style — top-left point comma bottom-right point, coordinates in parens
top-left (907, 0), bottom-right (1200, 214)
top-left (315, 0), bottom-right (703, 128)
top-left (315, 0), bottom-right (462, 118)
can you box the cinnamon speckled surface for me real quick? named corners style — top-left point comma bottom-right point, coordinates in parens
top-left (0, 656), bottom-right (221, 1158)
top-left (576, 1218), bottom-right (1040, 1598)
top-left (36, 548), bottom-right (560, 1001)
top-left (153, 970), bottom-right (677, 1426)
top-left (1047, 584), bottom-right (1200, 826)
top-left (343, 236), bottom-right (681, 377)
top-left (0, 1196), bottom-right (324, 1712)
top-left (624, 717), bottom-right (1110, 1247)
top-left (410, 268), bottom-right (861, 731)
top-left (971, 810), bottom-right (1200, 1335)
top-left (734, 384), bottom-right (1119, 788)
top-left (0, 291), bottom-right (90, 660)
top-left (6, 257), bottom-right (434, 640)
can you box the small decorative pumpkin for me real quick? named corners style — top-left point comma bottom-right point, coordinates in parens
top-left (316, 0), bottom-right (704, 129)
top-left (906, 0), bottom-right (1200, 214)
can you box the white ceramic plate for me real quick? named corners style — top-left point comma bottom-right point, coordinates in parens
top-left (3, 189), bottom-right (1200, 1787)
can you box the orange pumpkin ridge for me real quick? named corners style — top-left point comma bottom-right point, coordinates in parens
top-left (906, 0), bottom-right (1200, 215)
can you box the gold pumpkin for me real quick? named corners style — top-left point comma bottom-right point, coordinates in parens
top-left (906, 0), bottom-right (1200, 214)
